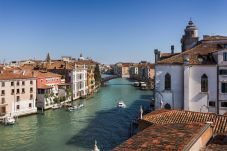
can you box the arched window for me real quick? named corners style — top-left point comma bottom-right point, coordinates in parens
top-left (165, 73), bottom-right (171, 90)
top-left (201, 74), bottom-right (208, 92)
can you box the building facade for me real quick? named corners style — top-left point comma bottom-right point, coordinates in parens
top-left (0, 72), bottom-right (37, 117)
top-left (154, 20), bottom-right (227, 115)
top-left (69, 65), bottom-right (87, 100)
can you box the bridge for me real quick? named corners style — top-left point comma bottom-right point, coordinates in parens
top-left (101, 75), bottom-right (120, 83)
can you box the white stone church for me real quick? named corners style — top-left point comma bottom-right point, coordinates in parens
top-left (154, 20), bottom-right (227, 115)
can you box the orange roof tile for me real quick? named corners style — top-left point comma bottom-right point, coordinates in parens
top-left (0, 72), bottom-right (35, 80)
top-left (158, 43), bottom-right (222, 65)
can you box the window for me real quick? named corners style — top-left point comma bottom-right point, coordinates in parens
top-left (1, 98), bottom-right (5, 104)
top-left (201, 74), bottom-right (208, 92)
top-left (17, 81), bottom-right (19, 86)
top-left (30, 94), bottom-right (33, 100)
top-left (29, 103), bottom-right (32, 108)
top-left (220, 69), bottom-right (227, 75)
top-left (16, 105), bottom-right (20, 110)
top-left (221, 102), bottom-right (227, 107)
top-left (11, 89), bottom-right (14, 95)
top-left (221, 83), bottom-right (227, 93)
top-left (30, 88), bottom-right (33, 93)
top-left (30, 80), bottom-right (33, 85)
top-left (164, 73), bottom-right (171, 90)
top-left (209, 101), bottom-right (215, 107)
top-left (16, 96), bottom-right (20, 101)
top-left (1, 90), bottom-right (5, 96)
top-left (22, 81), bottom-right (25, 86)
top-left (223, 52), bottom-right (227, 61)
top-left (11, 82), bottom-right (14, 86)
top-left (1, 82), bottom-right (5, 87)
top-left (16, 89), bottom-right (20, 94)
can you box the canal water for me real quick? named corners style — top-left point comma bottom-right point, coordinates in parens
top-left (0, 78), bottom-right (153, 151)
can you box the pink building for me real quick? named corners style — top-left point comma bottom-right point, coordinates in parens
top-left (0, 72), bottom-right (37, 117)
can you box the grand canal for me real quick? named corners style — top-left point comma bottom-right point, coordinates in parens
top-left (0, 78), bottom-right (153, 151)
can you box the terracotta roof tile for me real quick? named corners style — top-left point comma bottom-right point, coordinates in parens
top-left (112, 123), bottom-right (206, 151)
top-left (0, 72), bottom-right (34, 80)
top-left (143, 110), bottom-right (227, 134)
top-left (157, 43), bottom-right (223, 65)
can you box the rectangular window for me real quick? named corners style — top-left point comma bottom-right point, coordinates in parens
top-left (221, 83), bottom-right (227, 93)
top-left (17, 81), bottom-right (20, 86)
top-left (221, 102), bottom-right (227, 107)
top-left (209, 101), bottom-right (215, 107)
top-left (1, 82), bottom-right (5, 87)
top-left (223, 52), bottom-right (227, 61)
top-left (30, 87), bottom-right (33, 93)
top-left (220, 69), bottom-right (227, 75)
top-left (30, 94), bottom-right (33, 100)
top-left (22, 81), bottom-right (25, 86)
top-left (1, 90), bottom-right (5, 96)
top-left (11, 89), bottom-right (15, 95)
top-left (29, 103), bottom-right (32, 108)
top-left (22, 88), bottom-right (25, 93)
top-left (16, 96), bottom-right (20, 101)
top-left (16, 105), bottom-right (20, 110)
top-left (16, 89), bottom-right (20, 94)
top-left (1, 98), bottom-right (5, 104)
top-left (30, 80), bottom-right (33, 85)
top-left (11, 82), bottom-right (14, 86)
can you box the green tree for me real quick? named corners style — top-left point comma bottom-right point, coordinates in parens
top-left (94, 64), bottom-right (101, 85)
top-left (66, 87), bottom-right (73, 102)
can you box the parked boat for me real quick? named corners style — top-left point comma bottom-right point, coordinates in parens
top-left (52, 104), bottom-right (61, 110)
top-left (4, 116), bottom-right (16, 125)
top-left (117, 101), bottom-right (126, 108)
top-left (133, 82), bottom-right (140, 87)
top-left (140, 83), bottom-right (147, 90)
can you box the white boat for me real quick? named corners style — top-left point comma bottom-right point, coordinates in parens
top-left (118, 101), bottom-right (126, 108)
top-left (78, 104), bottom-right (84, 108)
top-left (67, 104), bottom-right (84, 111)
top-left (4, 116), bottom-right (16, 125)
top-left (133, 82), bottom-right (140, 87)
top-left (67, 106), bottom-right (78, 111)
top-left (52, 104), bottom-right (61, 109)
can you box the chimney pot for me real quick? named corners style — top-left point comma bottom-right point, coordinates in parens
top-left (171, 45), bottom-right (174, 54)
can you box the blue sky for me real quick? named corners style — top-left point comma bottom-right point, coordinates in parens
top-left (0, 0), bottom-right (227, 64)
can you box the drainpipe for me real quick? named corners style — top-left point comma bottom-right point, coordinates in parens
top-left (217, 65), bottom-right (219, 114)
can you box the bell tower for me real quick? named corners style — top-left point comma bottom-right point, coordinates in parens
top-left (181, 19), bottom-right (199, 52)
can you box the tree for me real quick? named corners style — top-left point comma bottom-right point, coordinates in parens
top-left (66, 87), bottom-right (73, 102)
top-left (94, 64), bottom-right (101, 85)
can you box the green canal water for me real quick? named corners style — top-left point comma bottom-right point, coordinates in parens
top-left (0, 78), bottom-right (153, 151)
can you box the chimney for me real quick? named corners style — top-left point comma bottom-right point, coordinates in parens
top-left (154, 49), bottom-right (160, 63)
top-left (171, 45), bottom-right (174, 54)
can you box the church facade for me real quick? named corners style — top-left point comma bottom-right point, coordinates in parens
top-left (154, 20), bottom-right (227, 115)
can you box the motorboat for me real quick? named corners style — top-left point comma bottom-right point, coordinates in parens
top-left (67, 106), bottom-right (78, 111)
top-left (52, 104), bottom-right (61, 110)
top-left (4, 116), bottom-right (16, 125)
top-left (118, 101), bottom-right (126, 108)
top-left (67, 104), bottom-right (84, 111)
top-left (78, 104), bottom-right (84, 108)
top-left (140, 83), bottom-right (147, 90)
top-left (133, 82), bottom-right (140, 87)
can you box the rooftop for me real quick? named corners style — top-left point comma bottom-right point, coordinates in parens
top-left (143, 109), bottom-right (227, 134)
top-left (113, 123), bottom-right (207, 151)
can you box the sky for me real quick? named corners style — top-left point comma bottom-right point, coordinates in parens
top-left (0, 0), bottom-right (227, 64)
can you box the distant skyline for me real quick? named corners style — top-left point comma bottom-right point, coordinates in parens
top-left (0, 0), bottom-right (227, 64)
